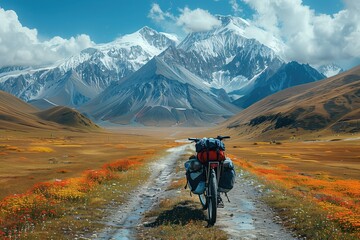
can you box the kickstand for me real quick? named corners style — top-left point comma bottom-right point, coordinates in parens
top-left (225, 192), bottom-right (230, 203)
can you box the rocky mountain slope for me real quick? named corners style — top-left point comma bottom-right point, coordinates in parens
top-left (223, 65), bottom-right (360, 139)
top-left (81, 57), bottom-right (240, 126)
top-left (233, 61), bottom-right (326, 108)
top-left (176, 16), bottom-right (284, 94)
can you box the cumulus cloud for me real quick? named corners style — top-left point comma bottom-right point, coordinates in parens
top-left (177, 7), bottom-right (221, 33)
top-left (148, 3), bottom-right (175, 22)
top-left (0, 8), bottom-right (94, 67)
top-left (242, 0), bottom-right (360, 67)
top-left (148, 4), bottom-right (221, 34)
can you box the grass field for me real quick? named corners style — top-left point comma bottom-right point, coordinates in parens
top-left (226, 137), bottom-right (360, 239)
top-left (1, 127), bottom-right (359, 238)
top-left (0, 128), bottom-right (184, 200)
top-left (0, 127), bottom-right (191, 238)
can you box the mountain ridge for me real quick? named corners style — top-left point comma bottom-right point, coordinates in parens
top-left (0, 18), bottom-right (336, 127)
top-left (80, 56), bottom-right (240, 126)
top-left (223, 65), bottom-right (360, 139)
top-left (0, 27), bottom-right (177, 108)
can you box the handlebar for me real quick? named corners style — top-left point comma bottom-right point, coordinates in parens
top-left (188, 137), bottom-right (201, 142)
top-left (188, 136), bottom-right (230, 142)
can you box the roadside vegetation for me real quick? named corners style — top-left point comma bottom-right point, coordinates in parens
top-left (0, 154), bottom-right (151, 239)
top-left (228, 153), bottom-right (360, 239)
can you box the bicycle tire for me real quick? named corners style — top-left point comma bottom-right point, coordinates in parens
top-left (207, 169), bottom-right (217, 225)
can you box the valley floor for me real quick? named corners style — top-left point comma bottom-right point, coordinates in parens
top-left (0, 127), bottom-right (359, 239)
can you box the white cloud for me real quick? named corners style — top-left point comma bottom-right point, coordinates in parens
top-left (149, 4), bottom-right (221, 34)
top-left (230, 0), bottom-right (242, 15)
top-left (242, 0), bottom-right (360, 68)
top-left (148, 3), bottom-right (175, 23)
top-left (177, 7), bottom-right (221, 33)
top-left (0, 8), bottom-right (94, 67)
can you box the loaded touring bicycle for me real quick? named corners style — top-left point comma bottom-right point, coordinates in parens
top-left (185, 136), bottom-right (235, 225)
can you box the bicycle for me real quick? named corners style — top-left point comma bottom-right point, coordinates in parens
top-left (188, 136), bottom-right (230, 226)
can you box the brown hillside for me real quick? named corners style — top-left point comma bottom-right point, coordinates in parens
top-left (223, 65), bottom-right (360, 140)
top-left (37, 106), bottom-right (99, 129)
top-left (0, 91), bottom-right (57, 131)
top-left (0, 91), bottom-right (99, 131)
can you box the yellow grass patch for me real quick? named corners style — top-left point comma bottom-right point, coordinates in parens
top-left (261, 152), bottom-right (279, 156)
top-left (27, 146), bottom-right (54, 153)
top-left (56, 144), bottom-right (82, 148)
top-left (167, 178), bottom-right (187, 191)
top-left (115, 144), bottom-right (127, 149)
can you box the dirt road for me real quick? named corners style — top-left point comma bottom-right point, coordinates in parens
top-left (94, 143), bottom-right (296, 240)
top-left (94, 144), bottom-right (193, 239)
top-left (217, 170), bottom-right (296, 239)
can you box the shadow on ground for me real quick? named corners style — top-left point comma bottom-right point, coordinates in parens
top-left (145, 200), bottom-right (206, 227)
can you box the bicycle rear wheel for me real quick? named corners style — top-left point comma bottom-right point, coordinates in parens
top-left (207, 169), bottom-right (217, 225)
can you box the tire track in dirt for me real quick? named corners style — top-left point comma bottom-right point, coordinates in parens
top-left (217, 169), bottom-right (297, 239)
top-left (94, 144), bottom-right (192, 240)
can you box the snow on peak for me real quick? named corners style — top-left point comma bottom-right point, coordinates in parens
top-left (317, 63), bottom-right (343, 78)
top-left (216, 15), bottom-right (249, 35)
top-left (58, 27), bottom-right (176, 72)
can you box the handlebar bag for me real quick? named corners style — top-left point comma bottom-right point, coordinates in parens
top-left (184, 159), bottom-right (205, 194)
top-left (218, 158), bottom-right (236, 193)
top-left (195, 138), bottom-right (225, 153)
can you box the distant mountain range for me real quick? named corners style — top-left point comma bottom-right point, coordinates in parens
top-left (0, 27), bottom-right (177, 108)
top-left (0, 16), bottom-right (335, 126)
top-left (224, 65), bottom-right (360, 139)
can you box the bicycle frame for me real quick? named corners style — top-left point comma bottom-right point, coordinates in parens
top-left (205, 161), bottom-right (222, 187)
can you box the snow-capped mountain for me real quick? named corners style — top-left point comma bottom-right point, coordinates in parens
top-left (317, 63), bottom-right (343, 78)
top-left (175, 15), bottom-right (284, 94)
top-left (0, 27), bottom-right (177, 107)
top-left (80, 56), bottom-right (240, 126)
top-left (0, 17), bottom-right (329, 126)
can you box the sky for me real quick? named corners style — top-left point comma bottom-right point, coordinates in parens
top-left (0, 0), bottom-right (359, 69)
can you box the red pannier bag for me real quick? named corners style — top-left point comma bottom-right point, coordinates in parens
top-left (197, 150), bottom-right (226, 164)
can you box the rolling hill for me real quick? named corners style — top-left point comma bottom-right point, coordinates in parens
top-left (0, 91), bottom-right (99, 131)
top-left (223, 65), bottom-right (360, 140)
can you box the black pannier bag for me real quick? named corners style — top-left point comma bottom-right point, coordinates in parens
top-left (218, 158), bottom-right (235, 193)
top-left (184, 157), bottom-right (206, 194)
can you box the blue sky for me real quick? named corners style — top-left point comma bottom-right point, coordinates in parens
top-left (0, 0), bottom-right (359, 69)
top-left (0, 0), bottom-right (345, 43)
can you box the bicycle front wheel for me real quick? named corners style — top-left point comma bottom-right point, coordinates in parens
top-left (207, 169), bottom-right (217, 225)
